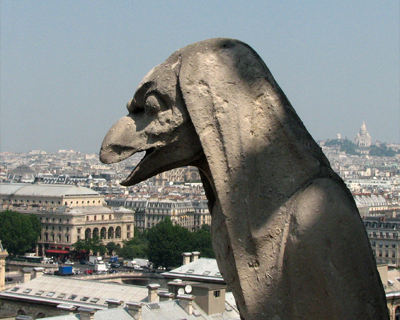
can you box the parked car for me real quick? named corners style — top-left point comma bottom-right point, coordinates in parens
top-left (84, 269), bottom-right (93, 275)
top-left (95, 270), bottom-right (107, 275)
top-left (5, 277), bottom-right (13, 282)
top-left (111, 263), bottom-right (120, 268)
top-left (79, 260), bottom-right (87, 265)
top-left (108, 269), bottom-right (118, 274)
top-left (64, 260), bottom-right (74, 265)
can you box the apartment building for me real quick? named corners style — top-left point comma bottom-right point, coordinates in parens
top-left (364, 217), bottom-right (400, 267)
top-left (106, 197), bottom-right (211, 232)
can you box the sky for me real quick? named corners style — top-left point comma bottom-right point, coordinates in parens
top-left (1, 1), bottom-right (399, 153)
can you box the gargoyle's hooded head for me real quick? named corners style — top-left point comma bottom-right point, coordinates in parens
top-left (100, 38), bottom-right (328, 190)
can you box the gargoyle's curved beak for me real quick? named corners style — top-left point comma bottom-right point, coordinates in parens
top-left (99, 115), bottom-right (140, 164)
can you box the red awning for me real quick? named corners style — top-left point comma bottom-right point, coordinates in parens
top-left (46, 250), bottom-right (69, 254)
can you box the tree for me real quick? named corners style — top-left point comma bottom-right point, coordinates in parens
top-left (106, 241), bottom-right (118, 256)
top-left (146, 218), bottom-right (193, 268)
top-left (72, 236), bottom-right (106, 257)
top-left (0, 210), bottom-right (41, 256)
top-left (117, 236), bottom-right (148, 259)
top-left (192, 225), bottom-right (214, 258)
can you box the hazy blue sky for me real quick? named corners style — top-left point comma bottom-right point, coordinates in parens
top-left (1, 1), bottom-right (399, 153)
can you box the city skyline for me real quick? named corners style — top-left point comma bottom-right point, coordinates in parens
top-left (2, 1), bottom-right (399, 153)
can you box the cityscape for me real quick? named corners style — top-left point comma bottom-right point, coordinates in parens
top-left (1, 121), bottom-right (400, 319)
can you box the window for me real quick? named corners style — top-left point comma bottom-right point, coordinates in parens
top-left (57, 293), bottom-right (66, 299)
top-left (47, 292), bottom-right (56, 297)
top-left (90, 298), bottom-right (100, 303)
top-left (68, 294), bottom-right (77, 300)
top-left (23, 289), bottom-right (32, 294)
top-left (11, 287), bottom-right (19, 292)
top-left (80, 297), bottom-right (89, 302)
top-left (77, 228), bottom-right (81, 234)
top-left (214, 290), bottom-right (220, 297)
top-left (35, 290), bottom-right (44, 296)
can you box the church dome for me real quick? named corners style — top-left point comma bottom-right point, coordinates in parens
top-left (360, 121), bottom-right (367, 135)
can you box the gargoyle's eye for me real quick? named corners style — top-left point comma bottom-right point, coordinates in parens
top-left (127, 99), bottom-right (144, 114)
top-left (145, 94), bottom-right (166, 114)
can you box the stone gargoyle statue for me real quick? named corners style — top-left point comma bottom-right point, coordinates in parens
top-left (100, 38), bottom-right (388, 320)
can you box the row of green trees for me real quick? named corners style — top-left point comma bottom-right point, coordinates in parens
top-left (146, 218), bottom-right (214, 268)
top-left (0, 210), bottom-right (42, 256)
top-left (0, 210), bottom-right (214, 268)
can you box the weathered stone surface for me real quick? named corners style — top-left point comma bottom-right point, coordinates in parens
top-left (100, 38), bottom-right (388, 320)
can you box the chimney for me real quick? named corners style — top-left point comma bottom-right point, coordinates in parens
top-left (126, 302), bottom-right (144, 320)
top-left (191, 251), bottom-right (200, 262)
top-left (32, 267), bottom-right (44, 279)
top-left (57, 303), bottom-right (77, 315)
top-left (22, 268), bottom-right (32, 283)
top-left (106, 299), bottom-right (123, 309)
top-left (182, 252), bottom-right (192, 265)
top-left (178, 294), bottom-right (195, 315)
top-left (147, 283), bottom-right (160, 303)
top-left (158, 291), bottom-right (175, 302)
top-left (78, 307), bottom-right (96, 320)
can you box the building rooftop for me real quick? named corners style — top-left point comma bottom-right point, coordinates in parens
top-left (0, 183), bottom-right (100, 197)
top-left (39, 299), bottom-right (240, 320)
top-left (0, 275), bottom-right (148, 309)
top-left (162, 258), bottom-right (223, 283)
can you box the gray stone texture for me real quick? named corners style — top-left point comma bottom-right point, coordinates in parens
top-left (100, 38), bottom-right (388, 320)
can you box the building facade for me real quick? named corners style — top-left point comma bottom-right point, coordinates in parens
top-left (364, 217), bottom-right (400, 267)
top-left (0, 183), bottom-right (135, 257)
top-left (106, 197), bottom-right (211, 232)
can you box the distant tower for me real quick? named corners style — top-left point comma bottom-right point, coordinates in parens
top-left (355, 121), bottom-right (372, 154)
